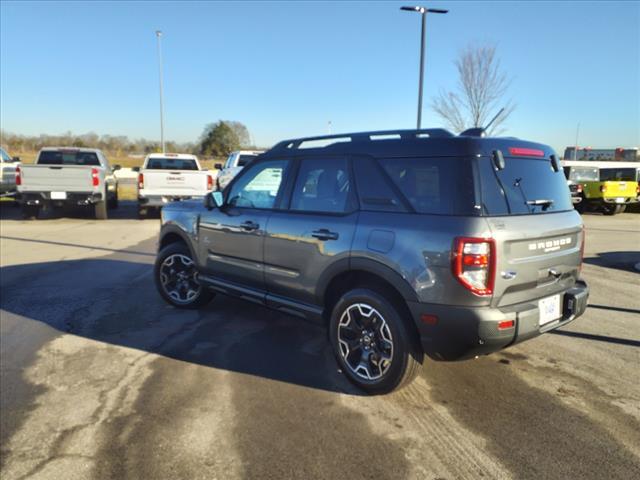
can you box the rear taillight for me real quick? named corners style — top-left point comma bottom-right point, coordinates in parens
top-left (207, 174), bottom-right (213, 190)
top-left (577, 184), bottom-right (583, 193)
top-left (15, 166), bottom-right (21, 186)
top-left (636, 183), bottom-right (640, 194)
top-left (600, 185), bottom-right (607, 193)
top-left (138, 173), bottom-right (144, 190)
top-left (453, 237), bottom-right (495, 296)
top-left (91, 167), bottom-right (99, 186)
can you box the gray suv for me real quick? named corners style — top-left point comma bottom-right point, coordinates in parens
top-left (154, 129), bottom-right (589, 393)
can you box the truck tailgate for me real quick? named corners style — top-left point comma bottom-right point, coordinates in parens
top-left (141, 170), bottom-right (210, 196)
top-left (19, 165), bottom-right (95, 192)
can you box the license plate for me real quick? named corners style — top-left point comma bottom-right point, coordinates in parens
top-left (51, 191), bottom-right (67, 200)
top-left (539, 295), bottom-right (561, 325)
top-left (615, 197), bottom-right (625, 204)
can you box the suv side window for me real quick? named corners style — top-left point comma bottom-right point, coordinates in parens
top-left (290, 157), bottom-right (353, 214)
top-left (227, 159), bottom-right (289, 209)
top-left (353, 156), bottom-right (408, 212)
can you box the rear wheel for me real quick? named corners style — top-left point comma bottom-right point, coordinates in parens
top-left (94, 200), bottom-right (108, 219)
top-left (108, 190), bottom-right (119, 209)
top-left (602, 204), bottom-right (624, 215)
top-left (22, 204), bottom-right (39, 220)
top-left (154, 242), bottom-right (214, 309)
top-left (329, 288), bottom-right (422, 394)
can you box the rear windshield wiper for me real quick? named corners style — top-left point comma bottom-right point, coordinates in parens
top-left (526, 199), bottom-right (554, 211)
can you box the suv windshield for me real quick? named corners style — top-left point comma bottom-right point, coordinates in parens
top-left (146, 158), bottom-right (198, 170)
top-left (38, 150), bottom-right (100, 166)
top-left (564, 166), bottom-right (599, 182)
top-left (599, 168), bottom-right (637, 181)
top-left (478, 157), bottom-right (572, 215)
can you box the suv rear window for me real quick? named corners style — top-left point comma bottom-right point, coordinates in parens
top-left (146, 158), bottom-right (198, 170)
top-left (378, 157), bottom-right (476, 215)
top-left (564, 166), bottom-right (599, 182)
top-left (237, 155), bottom-right (258, 167)
top-left (38, 151), bottom-right (100, 166)
top-left (478, 157), bottom-right (572, 215)
top-left (599, 168), bottom-right (637, 181)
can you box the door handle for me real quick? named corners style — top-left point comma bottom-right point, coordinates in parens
top-left (240, 221), bottom-right (259, 232)
top-left (311, 229), bottom-right (339, 241)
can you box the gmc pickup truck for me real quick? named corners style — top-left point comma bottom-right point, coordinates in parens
top-left (17, 147), bottom-right (119, 219)
top-left (137, 153), bottom-right (213, 218)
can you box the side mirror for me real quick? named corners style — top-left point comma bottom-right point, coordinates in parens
top-left (12, 156), bottom-right (20, 162)
top-left (132, 166), bottom-right (140, 172)
top-left (214, 163), bottom-right (223, 170)
top-left (204, 191), bottom-right (224, 210)
top-left (113, 164), bottom-right (122, 171)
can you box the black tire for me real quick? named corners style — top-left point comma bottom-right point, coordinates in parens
top-left (602, 203), bottom-right (624, 216)
top-left (94, 201), bottom-right (108, 220)
top-left (575, 197), bottom-right (586, 214)
top-left (22, 204), bottom-right (39, 220)
top-left (108, 190), bottom-right (119, 209)
top-left (329, 288), bottom-right (423, 394)
top-left (154, 242), bottom-right (214, 309)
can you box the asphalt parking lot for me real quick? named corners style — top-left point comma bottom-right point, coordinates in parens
top-left (1, 202), bottom-right (639, 480)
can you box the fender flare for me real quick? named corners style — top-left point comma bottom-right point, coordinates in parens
top-left (158, 224), bottom-right (197, 260)
top-left (316, 256), bottom-right (419, 304)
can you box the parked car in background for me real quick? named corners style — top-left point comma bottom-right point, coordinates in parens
top-left (0, 147), bottom-right (20, 196)
top-left (215, 150), bottom-right (264, 190)
top-left (154, 129), bottom-right (588, 394)
top-left (137, 153), bottom-right (213, 218)
top-left (17, 147), bottom-right (119, 219)
top-left (562, 164), bottom-right (599, 207)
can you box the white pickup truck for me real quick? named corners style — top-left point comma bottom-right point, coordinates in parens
top-left (1, 147), bottom-right (20, 197)
top-left (214, 150), bottom-right (264, 190)
top-left (136, 153), bottom-right (213, 217)
top-left (17, 147), bottom-right (119, 219)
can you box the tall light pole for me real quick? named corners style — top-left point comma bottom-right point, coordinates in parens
top-left (574, 122), bottom-right (581, 160)
top-left (156, 30), bottom-right (166, 153)
top-left (401, 6), bottom-right (448, 129)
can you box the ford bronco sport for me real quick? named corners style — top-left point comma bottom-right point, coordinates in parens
top-left (154, 129), bottom-right (589, 394)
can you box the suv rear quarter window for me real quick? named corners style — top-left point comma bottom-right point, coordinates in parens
top-left (378, 157), bottom-right (476, 215)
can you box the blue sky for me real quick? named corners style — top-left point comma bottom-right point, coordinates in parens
top-left (1, 1), bottom-right (638, 153)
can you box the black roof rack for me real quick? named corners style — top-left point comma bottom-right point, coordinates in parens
top-left (270, 128), bottom-right (454, 152)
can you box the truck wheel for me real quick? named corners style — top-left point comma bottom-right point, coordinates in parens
top-left (154, 242), bottom-right (214, 309)
top-left (329, 288), bottom-right (423, 394)
top-left (94, 201), bottom-right (108, 220)
top-left (22, 205), bottom-right (40, 220)
top-left (108, 191), bottom-right (119, 209)
top-left (602, 204), bottom-right (621, 216)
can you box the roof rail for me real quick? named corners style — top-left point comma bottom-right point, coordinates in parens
top-left (270, 128), bottom-right (454, 152)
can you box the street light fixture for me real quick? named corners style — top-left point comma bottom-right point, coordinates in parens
top-left (156, 30), bottom-right (166, 153)
top-left (401, 6), bottom-right (448, 129)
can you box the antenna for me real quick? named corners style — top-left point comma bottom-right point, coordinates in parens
top-left (484, 107), bottom-right (505, 132)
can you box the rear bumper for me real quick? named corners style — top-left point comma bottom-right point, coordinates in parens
top-left (139, 194), bottom-right (205, 207)
top-left (571, 195), bottom-right (582, 204)
top-left (408, 280), bottom-right (589, 361)
top-left (20, 191), bottom-right (102, 205)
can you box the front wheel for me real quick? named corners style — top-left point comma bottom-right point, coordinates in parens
top-left (329, 288), bottom-right (423, 394)
top-left (154, 242), bottom-right (214, 309)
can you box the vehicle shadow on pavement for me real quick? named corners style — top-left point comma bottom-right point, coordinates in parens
top-left (0, 257), bottom-right (361, 397)
top-left (0, 200), bottom-right (151, 221)
top-left (583, 251), bottom-right (640, 273)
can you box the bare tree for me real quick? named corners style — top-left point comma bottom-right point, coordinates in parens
top-left (432, 44), bottom-right (515, 135)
